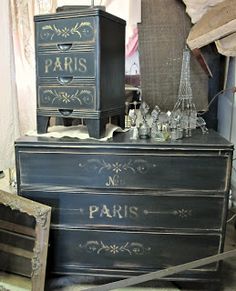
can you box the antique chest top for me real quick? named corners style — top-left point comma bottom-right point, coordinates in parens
top-left (16, 130), bottom-right (234, 150)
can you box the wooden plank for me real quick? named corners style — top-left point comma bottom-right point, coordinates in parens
top-left (0, 243), bottom-right (33, 259)
top-left (84, 249), bottom-right (236, 291)
top-left (0, 219), bottom-right (35, 237)
top-left (216, 33), bottom-right (236, 56)
top-left (187, 0), bottom-right (236, 50)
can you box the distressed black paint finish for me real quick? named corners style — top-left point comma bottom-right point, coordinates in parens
top-left (20, 190), bottom-right (225, 231)
top-left (17, 151), bottom-right (229, 191)
top-left (15, 130), bottom-right (233, 281)
top-left (35, 8), bottom-right (126, 138)
top-left (48, 228), bottom-right (220, 274)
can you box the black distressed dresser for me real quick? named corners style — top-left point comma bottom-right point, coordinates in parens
top-left (15, 130), bottom-right (233, 281)
top-left (35, 8), bottom-right (125, 138)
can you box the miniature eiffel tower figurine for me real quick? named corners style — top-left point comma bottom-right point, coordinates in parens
top-left (172, 47), bottom-right (197, 137)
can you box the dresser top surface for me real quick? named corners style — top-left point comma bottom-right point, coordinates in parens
top-left (15, 129), bottom-right (234, 151)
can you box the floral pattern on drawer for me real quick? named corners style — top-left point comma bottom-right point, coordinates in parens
top-left (36, 17), bottom-right (96, 45)
top-left (38, 86), bottom-right (95, 110)
top-left (17, 152), bottom-right (229, 191)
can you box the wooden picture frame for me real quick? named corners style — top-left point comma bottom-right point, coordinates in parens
top-left (0, 189), bottom-right (51, 291)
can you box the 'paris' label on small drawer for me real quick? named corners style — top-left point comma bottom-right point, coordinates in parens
top-left (37, 51), bottom-right (95, 78)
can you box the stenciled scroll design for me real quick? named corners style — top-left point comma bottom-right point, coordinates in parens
top-left (42, 89), bottom-right (94, 105)
top-left (173, 209), bottom-right (192, 218)
top-left (78, 241), bottom-right (151, 256)
top-left (78, 159), bottom-right (156, 187)
top-left (40, 22), bottom-right (94, 41)
top-left (78, 159), bottom-right (155, 175)
top-left (143, 208), bottom-right (192, 219)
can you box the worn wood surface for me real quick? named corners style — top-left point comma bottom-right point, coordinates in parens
top-left (216, 33), bottom-right (236, 56)
top-left (187, 0), bottom-right (236, 50)
top-left (0, 190), bottom-right (51, 291)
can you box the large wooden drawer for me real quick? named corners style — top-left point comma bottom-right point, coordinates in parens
top-left (20, 189), bottom-right (225, 231)
top-left (48, 228), bottom-right (220, 276)
top-left (17, 149), bottom-right (230, 192)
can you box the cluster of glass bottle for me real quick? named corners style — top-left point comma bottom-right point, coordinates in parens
top-left (126, 47), bottom-right (207, 141)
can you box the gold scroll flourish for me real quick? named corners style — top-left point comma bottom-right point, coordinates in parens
top-left (78, 241), bottom-right (151, 256)
top-left (42, 89), bottom-right (93, 105)
top-left (40, 22), bottom-right (93, 40)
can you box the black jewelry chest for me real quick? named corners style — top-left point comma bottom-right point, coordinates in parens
top-left (35, 8), bottom-right (126, 138)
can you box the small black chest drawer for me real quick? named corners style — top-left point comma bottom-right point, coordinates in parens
top-left (36, 16), bottom-right (96, 45)
top-left (34, 8), bottom-right (126, 138)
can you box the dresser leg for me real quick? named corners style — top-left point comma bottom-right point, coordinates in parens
top-left (117, 114), bottom-right (125, 129)
top-left (37, 115), bottom-right (50, 134)
top-left (110, 114), bottom-right (125, 129)
top-left (85, 118), bottom-right (107, 139)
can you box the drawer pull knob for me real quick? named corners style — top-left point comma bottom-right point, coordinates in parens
top-left (57, 43), bottom-right (72, 51)
top-left (58, 109), bottom-right (73, 116)
top-left (57, 76), bottom-right (73, 85)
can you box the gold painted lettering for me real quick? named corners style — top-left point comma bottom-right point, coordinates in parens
top-left (113, 205), bottom-right (123, 219)
top-left (53, 57), bottom-right (63, 72)
top-left (45, 59), bottom-right (52, 73)
top-left (78, 58), bottom-right (87, 72)
top-left (89, 205), bottom-right (99, 219)
top-left (129, 206), bottom-right (139, 218)
top-left (64, 57), bottom-right (73, 73)
top-left (74, 57), bottom-right (78, 71)
top-left (105, 175), bottom-right (120, 187)
top-left (100, 205), bottom-right (112, 218)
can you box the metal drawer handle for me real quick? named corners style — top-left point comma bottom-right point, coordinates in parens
top-left (57, 76), bottom-right (73, 85)
top-left (58, 109), bottom-right (73, 116)
top-left (57, 43), bottom-right (72, 51)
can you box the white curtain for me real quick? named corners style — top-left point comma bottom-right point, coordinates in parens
top-left (0, 0), bottom-right (20, 170)
top-left (0, 0), bottom-right (57, 171)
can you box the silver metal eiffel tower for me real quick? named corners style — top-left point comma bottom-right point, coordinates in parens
top-left (172, 47), bottom-right (197, 137)
top-left (178, 47), bottom-right (193, 100)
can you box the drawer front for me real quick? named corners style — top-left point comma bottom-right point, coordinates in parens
top-left (20, 190), bottom-right (224, 231)
top-left (36, 17), bottom-right (96, 45)
top-left (48, 229), bottom-right (220, 274)
top-left (38, 85), bottom-right (96, 110)
top-left (37, 51), bottom-right (95, 78)
top-left (17, 150), bottom-right (230, 191)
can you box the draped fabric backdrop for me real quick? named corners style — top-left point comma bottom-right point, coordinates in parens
top-left (10, 0), bottom-right (57, 134)
top-left (0, 0), bottom-right (20, 170)
top-left (0, 0), bottom-right (56, 171)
